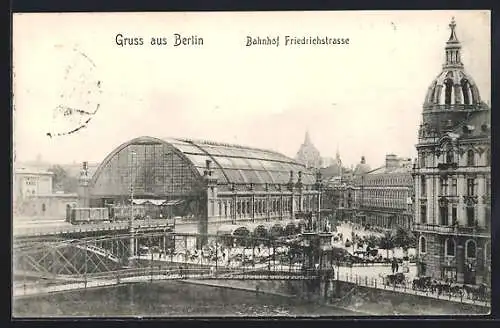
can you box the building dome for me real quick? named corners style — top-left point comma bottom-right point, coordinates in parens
top-left (354, 156), bottom-right (371, 175)
top-left (423, 18), bottom-right (483, 110)
top-left (424, 70), bottom-right (481, 108)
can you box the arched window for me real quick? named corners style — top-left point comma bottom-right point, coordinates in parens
top-left (445, 238), bottom-right (456, 257)
top-left (42, 203), bottom-right (46, 212)
top-left (466, 240), bottom-right (476, 259)
top-left (467, 149), bottom-right (475, 166)
top-left (446, 149), bottom-right (454, 164)
top-left (419, 236), bottom-right (427, 254)
top-left (419, 153), bottom-right (426, 168)
top-left (461, 79), bottom-right (471, 105)
top-left (444, 79), bottom-right (453, 105)
top-left (429, 82), bottom-right (437, 103)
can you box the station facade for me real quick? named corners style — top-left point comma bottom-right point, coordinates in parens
top-left (80, 136), bottom-right (323, 242)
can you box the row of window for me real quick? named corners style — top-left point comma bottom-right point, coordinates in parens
top-left (361, 198), bottom-right (409, 210)
top-left (419, 236), bottom-right (491, 263)
top-left (419, 148), bottom-right (490, 168)
top-left (420, 204), bottom-right (491, 228)
top-left (362, 175), bottom-right (412, 186)
top-left (363, 214), bottom-right (408, 228)
top-left (420, 176), bottom-right (490, 197)
top-left (362, 189), bottom-right (409, 199)
top-left (210, 196), bottom-right (316, 217)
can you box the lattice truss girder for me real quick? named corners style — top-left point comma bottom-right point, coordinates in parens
top-left (13, 231), bottom-right (308, 280)
top-left (13, 235), bottom-right (135, 277)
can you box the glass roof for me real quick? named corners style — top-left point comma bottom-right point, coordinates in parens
top-left (162, 137), bottom-right (316, 185)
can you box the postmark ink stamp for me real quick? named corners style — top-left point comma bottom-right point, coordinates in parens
top-left (47, 45), bottom-right (102, 138)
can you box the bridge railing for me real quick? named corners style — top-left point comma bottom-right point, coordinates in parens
top-left (60, 264), bottom-right (323, 282)
top-left (337, 272), bottom-right (491, 308)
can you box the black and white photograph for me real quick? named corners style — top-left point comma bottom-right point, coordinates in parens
top-left (12, 10), bottom-right (491, 317)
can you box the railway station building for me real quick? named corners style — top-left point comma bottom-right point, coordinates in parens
top-left (78, 136), bottom-right (323, 242)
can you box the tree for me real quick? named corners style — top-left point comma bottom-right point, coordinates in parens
top-left (365, 235), bottom-right (380, 250)
top-left (379, 232), bottom-right (395, 259)
top-left (393, 226), bottom-right (417, 257)
top-left (48, 165), bottom-right (78, 193)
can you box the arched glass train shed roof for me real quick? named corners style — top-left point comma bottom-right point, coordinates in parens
top-left (91, 136), bottom-right (315, 191)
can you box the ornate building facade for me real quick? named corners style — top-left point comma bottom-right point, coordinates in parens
top-left (321, 156), bottom-right (369, 223)
top-left (412, 19), bottom-right (491, 285)
top-left (353, 154), bottom-right (413, 229)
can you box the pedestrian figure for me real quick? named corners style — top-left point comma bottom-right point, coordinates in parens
top-left (391, 258), bottom-right (398, 274)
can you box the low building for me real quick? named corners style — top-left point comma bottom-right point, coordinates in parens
top-left (13, 168), bottom-right (77, 218)
top-left (353, 154), bottom-right (414, 229)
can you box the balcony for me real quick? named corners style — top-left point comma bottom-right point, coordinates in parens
top-left (413, 223), bottom-right (490, 237)
top-left (463, 195), bottom-right (478, 207)
top-left (438, 195), bottom-right (459, 204)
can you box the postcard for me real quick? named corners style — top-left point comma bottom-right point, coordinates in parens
top-left (12, 10), bottom-right (491, 317)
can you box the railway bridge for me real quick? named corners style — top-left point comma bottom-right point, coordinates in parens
top-left (13, 217), bottom-right (337, 298)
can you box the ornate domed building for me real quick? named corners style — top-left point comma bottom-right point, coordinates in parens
top-left (413, 18), bottom-right (491, 286)
top-left (353, 156), bottom-right (371, 176)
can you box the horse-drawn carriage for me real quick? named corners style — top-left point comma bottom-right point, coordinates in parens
top-left (382, 272), bottom-right (407, 287)
top-left (411, 276), bottom-right (490, 301)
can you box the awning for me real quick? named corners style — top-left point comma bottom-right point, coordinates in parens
top-left (149, 199), bottom-right (167, 206)
top-left (131, 199), bottom-right (168, 206)
top-left (132, 199), bottom-right (149, 205)
top-left (164, 199), bottom-right (184, 206)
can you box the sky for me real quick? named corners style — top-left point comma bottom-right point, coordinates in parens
top-left (12, 10), bottom-right (490, 169)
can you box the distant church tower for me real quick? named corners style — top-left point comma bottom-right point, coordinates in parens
top-left (295, 130), bottom-right (322, 169)
top-left (413, 18), bottom-right (491, 285)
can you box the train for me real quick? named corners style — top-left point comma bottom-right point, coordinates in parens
top-left (66, 205), bottom-right (149, 225)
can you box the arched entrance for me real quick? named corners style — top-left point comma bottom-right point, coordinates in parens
top-left (464, 239), bottom-right (477, 285)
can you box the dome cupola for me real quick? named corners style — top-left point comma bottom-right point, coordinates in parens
top-left (423, 18), bottom-right (484, 110)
